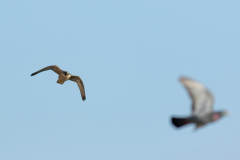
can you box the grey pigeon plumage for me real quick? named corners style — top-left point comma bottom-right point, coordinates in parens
top-left (31, 65), bottom-right (86, 101)
top-left (172, 77), bottom-right (228, 129)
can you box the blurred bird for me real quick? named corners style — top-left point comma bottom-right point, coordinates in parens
top-left (172, 77), bottom-right (228, 129)
top-left (31, 65), bottom-right (86, 101)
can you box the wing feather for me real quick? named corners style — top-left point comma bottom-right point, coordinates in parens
top-left (180, 77), bottom-right (214, 115)
top-left (69, 75), bottom-right (86, 101)
top-left (31, 65), bottom-right (62, 76)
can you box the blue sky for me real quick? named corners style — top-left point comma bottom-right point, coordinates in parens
top-left (1, 0), bottom-right (240, 160)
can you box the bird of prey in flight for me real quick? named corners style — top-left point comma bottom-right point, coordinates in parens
top-left (172, 77), bottom-right (228, 129)
top-left (31, 65), bottom-right (86, 101)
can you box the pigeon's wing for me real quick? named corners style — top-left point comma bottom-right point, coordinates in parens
top-left (180, 77), bottom-right (214, 115)
top-left (69, 75), bottom-right (86, 101)
top-left (31, 65), bottom-right (62, 76)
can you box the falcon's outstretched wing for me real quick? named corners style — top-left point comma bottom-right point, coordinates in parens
top-left (180, 77), bottom-right (214, 115)
top-left (69, 75), bottom-right (86, 101)
top-left (31, 65), bottom-right (62, 76)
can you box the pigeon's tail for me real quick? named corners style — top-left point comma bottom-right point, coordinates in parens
top-left (172, 117), bottom-right (190, 128)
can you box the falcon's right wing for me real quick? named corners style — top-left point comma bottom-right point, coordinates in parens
top-left (31, 65), bottom-right (62, 76)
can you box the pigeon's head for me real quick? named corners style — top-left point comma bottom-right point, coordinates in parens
top-left (213, 111), bottom-right (229, 121)
top-left (219, 111), bottom-right (229, 117)
top-left (57, 80), bottom-right (64, 85)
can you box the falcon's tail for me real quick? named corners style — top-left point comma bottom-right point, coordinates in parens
top-left (172, 117), bottom-right (190, 128)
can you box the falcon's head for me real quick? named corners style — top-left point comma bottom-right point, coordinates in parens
top-left (57, 80), bottom-right (64, 84)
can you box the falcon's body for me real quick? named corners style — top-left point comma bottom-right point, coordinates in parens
top-left (31, 65), bottom-right (86, 101)
top-left (57, 71), bottom-right (71, 84)
top-left (172, 77), bottom-right (228, 129)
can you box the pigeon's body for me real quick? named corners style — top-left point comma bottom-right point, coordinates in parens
top-left (172, 77), bottom-right (228, 129)
top-left (31, 65), bottom-right (86, 101)
top-left (189, 112), bottom-right (220, 127)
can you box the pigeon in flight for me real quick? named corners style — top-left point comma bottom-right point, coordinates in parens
top-left (172, 77), bottom-right (228, 129)
top-left (31, 65), bottom-right (86, 101)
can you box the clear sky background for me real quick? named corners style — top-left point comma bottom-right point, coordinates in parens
top-left (1, 0), bottom-right (240, 160)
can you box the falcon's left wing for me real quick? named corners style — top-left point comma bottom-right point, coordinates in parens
top-left (69, 75), bottom-right (86, 101)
